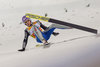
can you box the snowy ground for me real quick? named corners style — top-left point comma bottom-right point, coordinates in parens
top-left (0, 0), bottom-right (100, 67)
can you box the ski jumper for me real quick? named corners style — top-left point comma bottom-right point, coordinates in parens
top-left (22, 21), bottom-right (71, 49)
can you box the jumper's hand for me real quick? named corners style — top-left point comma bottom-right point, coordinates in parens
top-left (18, 48), bottom-right (25, 52)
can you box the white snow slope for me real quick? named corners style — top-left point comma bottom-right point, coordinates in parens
top-left (0, 0), bottom-right (100, 67)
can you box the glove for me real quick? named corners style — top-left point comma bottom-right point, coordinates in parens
top-left (18, 48), bottom-right (25, 52)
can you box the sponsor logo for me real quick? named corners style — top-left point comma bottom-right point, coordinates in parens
top-left (26, 14), bottom-right (49, 22)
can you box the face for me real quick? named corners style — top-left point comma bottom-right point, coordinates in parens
top-left (25, 20), bottom-right (31, 27)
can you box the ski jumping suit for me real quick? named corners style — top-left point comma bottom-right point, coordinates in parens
top-left (22, 20), bottom-right (71, 49)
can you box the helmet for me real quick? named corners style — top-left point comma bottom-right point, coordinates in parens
top-left (22, 15), bottom-right (30, 23)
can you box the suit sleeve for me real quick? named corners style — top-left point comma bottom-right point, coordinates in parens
top-left (40, 22), bottom-right (48, 30)
top-left (22, 29), bottom-right (30, 49)
top-left (35, 20), bottom-right (48, 30)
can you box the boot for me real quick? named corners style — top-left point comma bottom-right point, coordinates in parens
top-left (52, 32), bottom-right (59, 36)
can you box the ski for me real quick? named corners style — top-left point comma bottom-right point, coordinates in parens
top-left (36, 44), bottom-right (43, 47)
top-left (26, 13), bottom-right (50, 22)
top-left (25, 13), bottom-right (98, 34)
top-left (36, 43), bottom-right (51, 48)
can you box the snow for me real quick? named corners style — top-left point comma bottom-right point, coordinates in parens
top-left (0, 0), bottom-right (100, 67)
